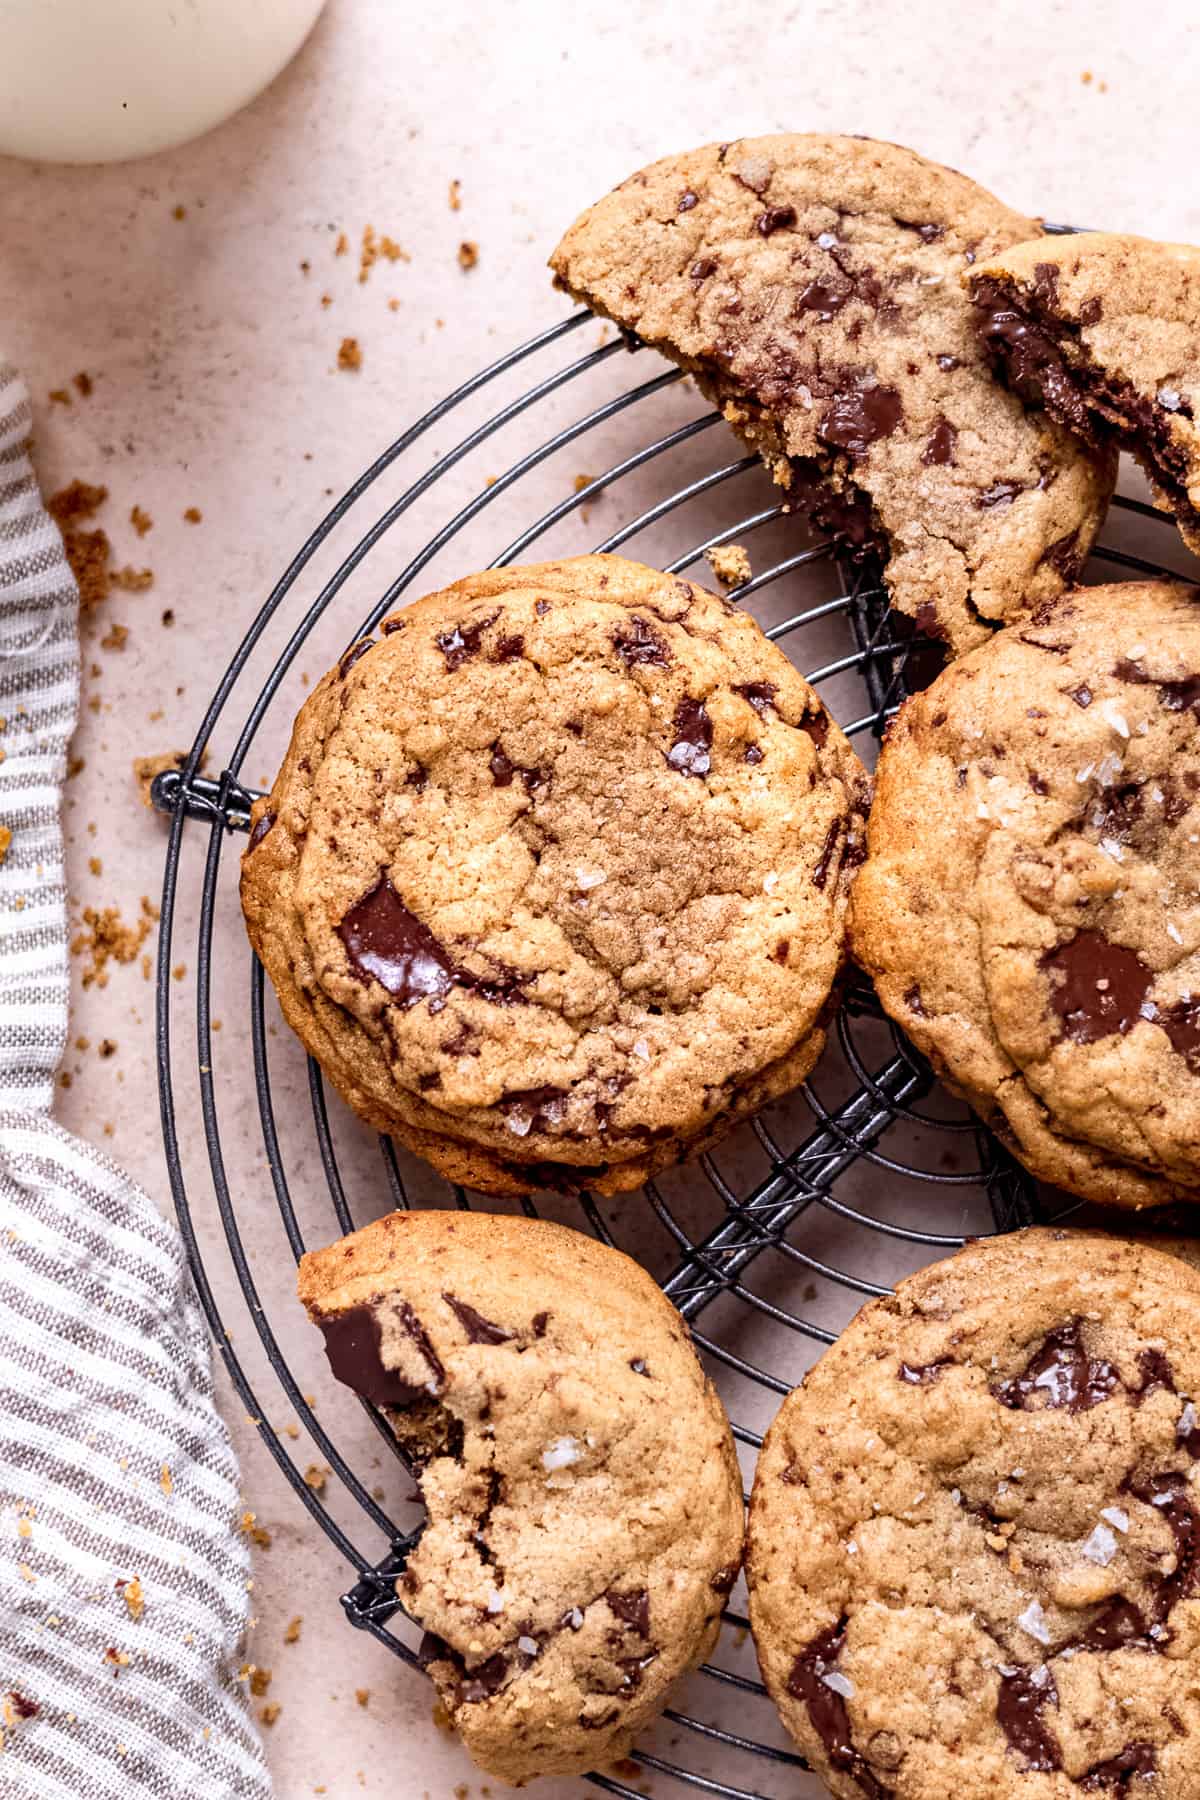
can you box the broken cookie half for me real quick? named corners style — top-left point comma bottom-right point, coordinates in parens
top-left (551, 133), bottom-right (1115, 654)
top-left (298, 1209), bottom-right (744, 1783)
top-left (970, 230), bottom-right (1200, 558)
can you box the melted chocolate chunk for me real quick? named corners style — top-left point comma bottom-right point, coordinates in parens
top-left (418, 1630), bottom-right (455, 1670)
top-left (1073, 1596), bottom-right (1151, 1653)
top-left (786, 459), bottom-right (885, 556)
top-left (734, 681), bottom-right (777, 716)
top-left (1030, 772), bottom-right (1049, 795)
top-left (443, 1293), bottom-right (513, 1345)
top-left (1032, 261), bottom-right (1061, 308)
top-left (248, 811), bottom-right (275, 851)
top-left (491, 633), bottom-right (524, 662)
top-left (996, 1665), bottom-right (1061, 1771)
top-left (690, 258), bottom-right (717, 282)
top-left (994, 1318), bottom-right (1119, 1414)
top-left (613, 615), bottom-right (670, 667)
top-left (1070, 683), bottom-right (1093, 708)
top-left (338, 638), bottom-right (374, 678)
top-left (812, 818), bottom-right (843, 891)
top-left (710, 1563), bottom-right (738, 1595)
top-left (755, 205), bottom-right (796, 236)
top-left (1124, 1470), bottom-right (1198, 1620)
top-left (460, 1650), bottom-right (509, 1703)
top-left (339, 874), bottom-right (455, 1008)
top-left (897, 1359), bottom-right (950, 1385)
top-left (318, 1298), bottom-right (445, 1405)
top-left (922, 416), bottom-right (957, 466)
top-left (818, 383), bottom-right (904, 460)
top-left (800, 708), bottom-right (830, 747)
top-left (787, 1622), bottom-right (892, 1799)
top-left (489, 743), bottom-right (516, 787)
top-left (1079, 297), bottom-right (1103, 325)
top-left (436, 610), bottom-right (500, 671)
top-left (405, 764), bottom-right (428, 792)
top-left (796, 278), bottom-right (849, 321)
top-left (1132, 1349), bottom-right (1177, 1405)
top-left (1112, 658), bottom-right (1200, 717)
top-left (677, 189), bottom-right (699, 212)
top-left (936, 352), bottom-right (960, 371)
top-left (666, 696), bottom-right (712, 777)
top-left (1039, 528), bottom-right (1084, 581)
top-left (606, 1588), bottom-right (650, 1636)
top-left (1079, 1743), bottom-right (1157, 1791)
top-left (977, 479), bottom-right (1024, 509)
top-left (531, 1310), bottom-right (550, 1337)
top-left (903, 983), bottom-right (926, 1016)
top-left (381, 616), bottom-right (407, 635)
top-left (744, 743), bottom-right (764, 764)
top-left (1041, 931), bottom-right (1154, 1045)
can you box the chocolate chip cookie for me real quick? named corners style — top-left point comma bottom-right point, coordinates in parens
top-left (551, 135), bottom-right (1115, 654)
top-left (298, 1208), bottom-right (744, 1782)
top-left (241, 554), bottom-right (868, 1196)
top-left (748, 1228), bottom-right (1200, 1800)
top-left (850, 579), bottom-right (1200, 1209)
top-left (971, 232), bottom-right (1200, 555)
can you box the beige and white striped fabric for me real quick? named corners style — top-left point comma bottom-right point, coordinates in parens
top-left (0, 365), bottom-right (270, 1797)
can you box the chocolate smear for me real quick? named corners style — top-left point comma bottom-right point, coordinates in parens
top-left (996, 1665), bottom-right (1061, 1771)
top-left (787, 1622), bottom-right (892, 1799)
top-left (994, 1318), bottom-right (1119, 1414)
top-left (443, 1293), bottom-right (513, 1345)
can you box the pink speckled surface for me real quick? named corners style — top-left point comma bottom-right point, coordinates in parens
top-left (2, 2), bottom-right (1199, 1794)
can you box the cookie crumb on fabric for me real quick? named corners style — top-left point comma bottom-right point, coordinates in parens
top-left (183, 507), bottom-right (202, 524)
top-left (159, 1464), bottom-right (173, 1497)
top-left (6, 1691), bottom-right (39, 1723)
top-left (334, 232), bottom-right (348, 257)
top-left (118, 1576), bottom-right (145, 1622)
top-left (705, 544), bottom-right (753, 588)
top-left (284, 1616), bottom-right (302, 1644)
top-left (0, 827), bottom-right (10, 867)
top-left (448, 179), bottom-right (461, 211)
top-left (337, 338), bottom-right (362, 372)
top-left (457, 241), bottom-right (478, 270)
top-left (103, 1647), bottom-right (129, 1671)
top-left (130, 505), bottom-right (153, 537)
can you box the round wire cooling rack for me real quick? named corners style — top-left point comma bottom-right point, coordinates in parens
top-left (153, 297), bottom-right (1199, 1800)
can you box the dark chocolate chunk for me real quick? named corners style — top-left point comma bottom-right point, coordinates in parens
top-left (977, 479), bottom-right (1024, 509)
top-left (796, 278), bottom-right (849, 321)
top-left (710, 1563), bottom-right (738, 1595)
top-left (734, 680), bottom-right (777, 716)
top-left (460, 1650), bottom-right (509, 1703)
top-left (897, 1359), bottom-right (950, 1385)
top-left (812, 818), bottom-right (843, 890)
top-left (1132, 1348), bottom-right (1177, 1406)
top-left (491, 633), bottom-right (525, 662)
top-left (744, 743), bottom-right (764, 764)
top-left (755, 205), bottom-right (796, 237)
top-left (1079, 1743), bottom-right (1156, 1791)
top-left (489, 743), bottom-right (516, 787)
top-left (443, 1293), bottom-right (513, 1345)
top-left (922, 416), bottom-right (957, 466)
top-left (1029, 772), bottom-right (1049, 795)
top-left (996, 1664), bottom-right (1061, 1771)
top-left (405, 764), bottom-right (429, 792)
top-left (818, 383), bottom-right (903, 460)
top-left (690, 258), bottom-right (717, 282)
top-left (606, 1588), bottom-right (651, 1636)
top-left (666, 696), bottom-right (712, 777)
top-left (936, 353), bottom-right (960, 371)
top-left (338, 874), bottom-right (455, 1008)
top-left (994, 1318), bottom-right (1119, 1414)
top-left (381, 616), bottom-right (407, 635)
top-left (436, 610), bottom-right (500, 671)
top-left (531, 1310), bottom-right (550, 1338)
top-left (338, 638), bottom-right (374, 679)
top-left (800, 707), bottom-right (830, 747)
top-left (785, 459), bottom-right (885, 557)
top-left (613, 615), bottom-right (670, 668)
top-left (1032, 261), bottom-right (1060, 308)
top-left (1040, 931), bottom-right (1154, 1045)
top-left (1112, 658), bottom-right (1200, 717)
top-left (7, 1691), bottom-right (38, 1720)
top-left (678, 189), bottom-right (699, 212)
top-left (317, 1298), bottom-right (445, 1406)
top-left (248, 811), bottom-right (275, 851)
top-left (787, 1622), bottom-right (892, 1799)
top-left (903, 984), bottom-right (926, 1016)
top-left (1078, 296), bottom-right (1103, 326)
top-left (418, 1630), bottom-right (456, 1670)
top-left (1070, 683), bottom-right (1093, 708)
top-left (619, 1651), bottom-right (659, 1691)
top-left (1123, 1470), bottom-right (1197, 1621)
top-left (1072, 1596), bottom-right (1150, 1653)
top-left (629, 1358), bottom-right (650, 1377)
top-left (1039, 528), bottom-right (1084, 581)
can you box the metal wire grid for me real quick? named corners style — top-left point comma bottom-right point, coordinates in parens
top-left (152, 303), bottom-right (1188, 1800)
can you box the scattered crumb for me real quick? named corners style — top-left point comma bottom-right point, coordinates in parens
top-left (70, 896), bottom-right (157, 988)
top-left (16, 1518), bottom-right (31, 1541)
top-left (573, 473), bottom-right (594, 494)
top-left (48, 388), bottom-right (71, 407)
top-left (172, 204), bottom-right (187, 220)
top-left (705, 543), bottom-right (753, 588)
top-left (172, 963), bottom-right (186, 982)
top-left (240, 1510), bottom-right (272, 1551)
top-left (73, 372), bottom-right (93, 398)
top-left (6, 1691), bottom-right (39, 1723)
top-left (387, 298), bottom-right (400, 312)
top-left (334, 232), bottom-right (348, 256)
top-left (119, 1576), bottom-right (144, 1622)
top-left (88, 857), bottom-right (102, 875)
top-left (355, 1688), bottom-right (370, 1708)
top-left (300, 259), bottom-right (311, 276)
top-left (130, 505), bottom-right (153, 537)
top-left (250, 1667), bottom-right (272, 1697)
top-left (337, 337), bottom-right (362, 372)
top-left (48, 479), bottom-right (107, 524)
top-left (100, 622), bottom-right (128, 652)
top-left (183, 507), bottom-right (202, 524)
top-left (303, 1465), bottom-right (329, 1494)
top-left (284, 1616), bottom-right (302, 1645)
top-left (320, 292), bottom-right (333, 309)
top-left (1081, 69), bottom-right (1092, 83)
top-left (259, 1702), bottom-right (280, 1727)
top-left (448, 179), bottom-right (461, 211)
top-left (457, 241), bottom-right (478, 271)
top-left (133, 749), bottom-right (190, 807)
top-left (110, 566), bottom-right (153, 592)
top-left (98, 1039), bottom-right (117, 1059)
top-left (162, 609), bottom-right (175, 627)
top-left (0, 826), bottom-right (10, 867)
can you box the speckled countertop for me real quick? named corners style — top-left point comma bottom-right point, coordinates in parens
top-left (1, 2), bottom-right (1198, 1794)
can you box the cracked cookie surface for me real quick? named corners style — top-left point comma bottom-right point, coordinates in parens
top-left (241, 554), bottom-right (867, 1195)
top-left (298, 1208), bottom-right (744, 1782)
top-left (551, 134), bottom-right (1115, 654)
top-left (970, 232), bottom-right (1200, 556)
top-left (849, 580), bottom-right (1200, 1208)
top-left (748, 1229), bottom-right (1200, 1800)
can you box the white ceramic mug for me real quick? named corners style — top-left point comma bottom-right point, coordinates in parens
top-left (0, 0), bottom-right (328, 164)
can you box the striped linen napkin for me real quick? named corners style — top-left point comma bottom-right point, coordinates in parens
top-left (0, 363), bottom-right (270, 1797)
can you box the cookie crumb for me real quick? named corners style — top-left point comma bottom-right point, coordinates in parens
top-left (458, 241), bottom-right (479, 271)
top-left (183, 507), bottom-right (202, 524)
top-left (259, 1702), bottom-right (280, 1727)
top-left (172, 203), bottom-right (187, 220)
top-left (240, 1510), bottom-right (272, 1550)
top-left (71, 898), bottom-right (156, 988)
top-left (448, 179), bottom-right (461, 211)
top-left (250, 1666), bottom-right (272, 1697)
top-left (284, 1615), bottom-right (302, 1644)
top-left (160, 1464), bottom-right (173, 1496)
top-left (98, 1039), bottom-right (117, 1058)
top-left (130, 505), bottom-right (153, 537)
top-left (355, 1688), bottom-right (370, 1707)
top-left (573, 473), bottom-right (594, 494)
top-left (334, 232), bottom-right (348, 257)
top-left (100, 622), bottom-right (128, 652)
top-left (73, 372), bottom-right (93, 398)
top-left (118, 1575), bottom-right (145, 1622)
top-left (337, 337), bottom-right (362, 372)
top-left (303, 1465), bottom-right (329, 1494)
top-left (705, 543), bottom-right (753, 588)
top-left (48, 388), bottom-right (71, 407)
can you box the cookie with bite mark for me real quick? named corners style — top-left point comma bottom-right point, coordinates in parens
top-left (298, 1209), bottom-right (744, 1783)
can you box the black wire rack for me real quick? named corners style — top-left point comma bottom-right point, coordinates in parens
top-left (152, 296), bottom-right (1197, 1799)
